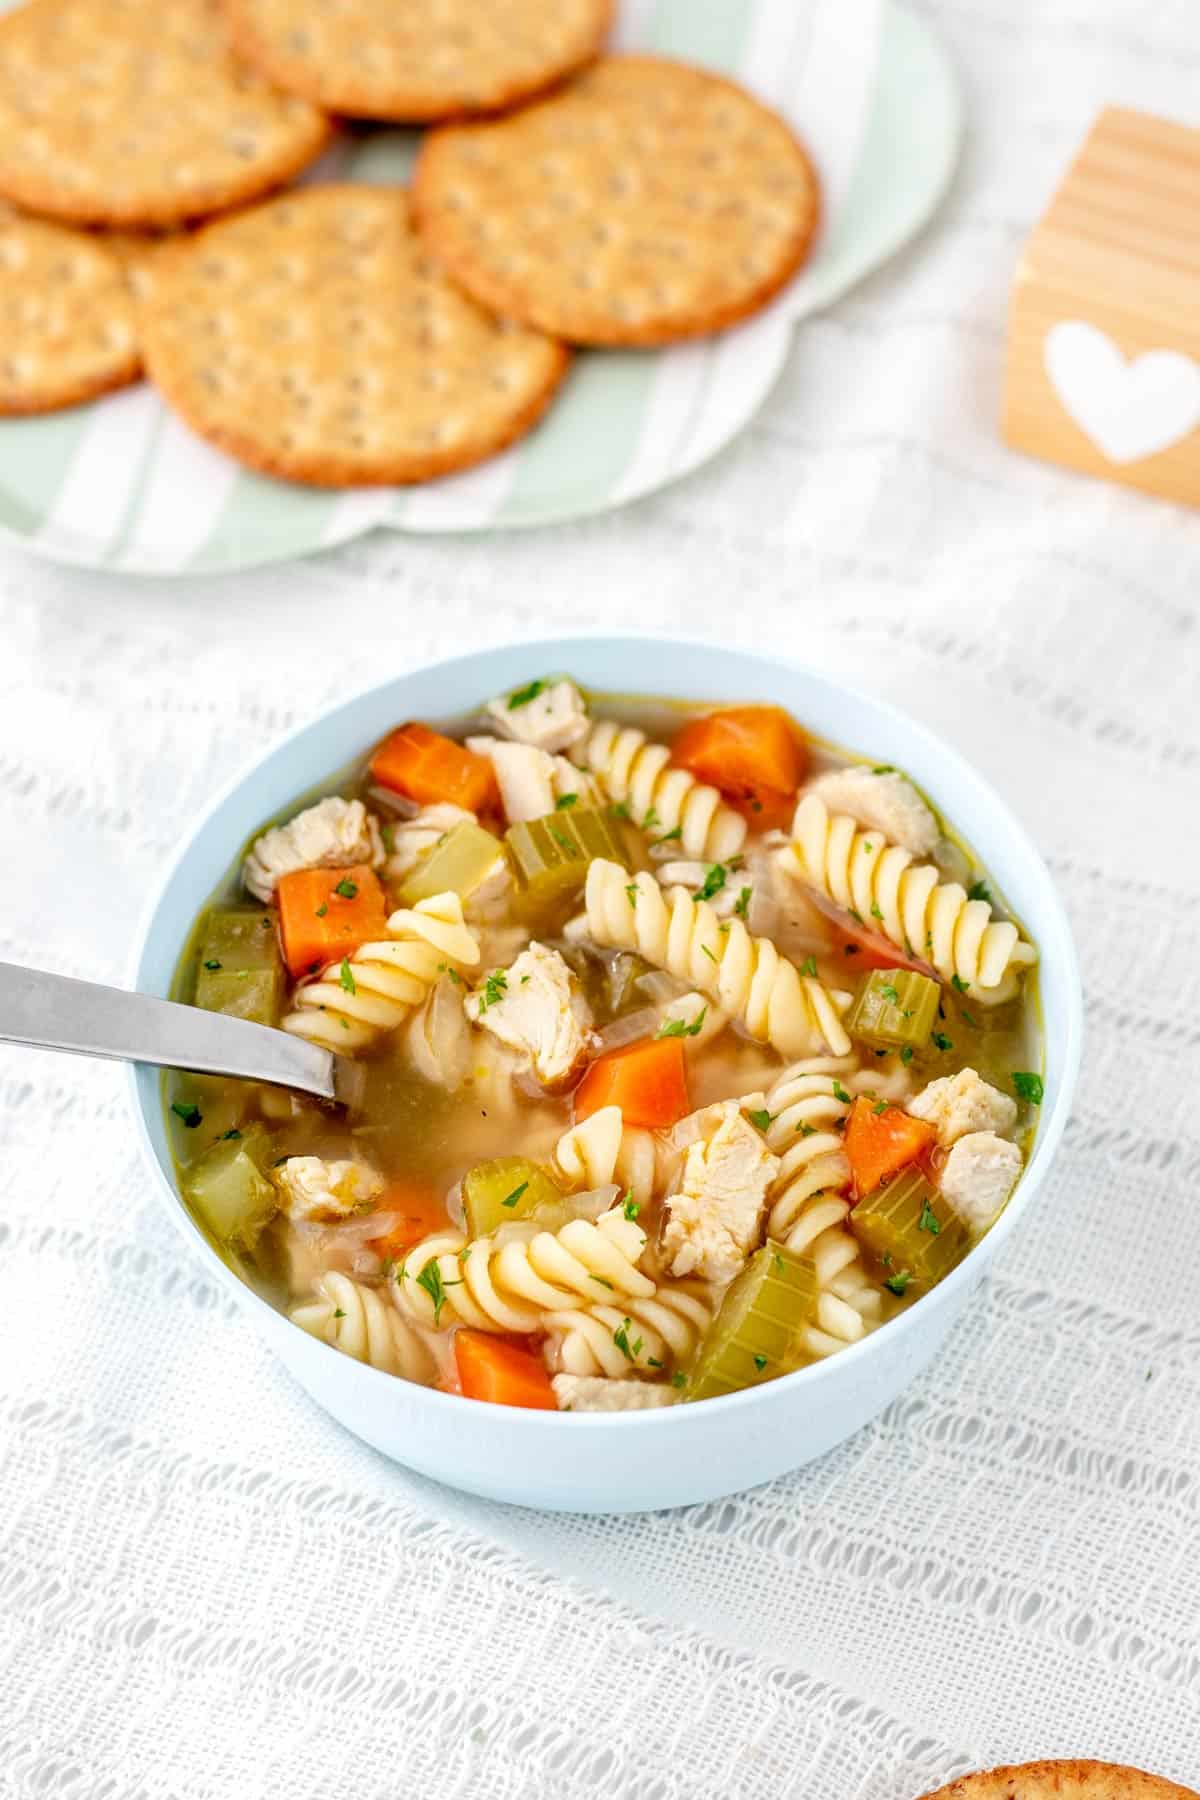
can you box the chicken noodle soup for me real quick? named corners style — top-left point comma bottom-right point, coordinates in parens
top-left (167, 680), bottom-right (1042, 1412)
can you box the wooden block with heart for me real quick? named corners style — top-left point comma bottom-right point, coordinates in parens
top-left (1003, 106), bottom-right (1200, 507)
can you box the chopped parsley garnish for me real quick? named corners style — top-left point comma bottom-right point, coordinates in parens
top-left (869, 903), bottom-right (884, 921)
top-left (734, 886), bottom-right (752, 919)
top-left (436, 962), bottom-right (463, 985)
top-left (339, 957), bottom-right (356, 995)
top-left (478, 969), bottom-right (508, 1012)
top-left (220, 1128), bottom-right (242, 1141)
top-left (203, 958), bottom-right (222, 971)
top-left (315, 903), bottom-right (328, 918)
top-left (918, 1198), bottom-right (941, 1236)
top-left (333, 877), bottom-right (358, 900)
top-left (621, 1191), bottom-right (640, 1221)
top-left (796, 1122), bottom-right (816, 1137)
top-left (800, 955), bottom-right (818, 979)
top-left (641, 807), bottom-right (660, 832)
top-left (832, 1080), bottom-right (852, 1104)
top-left (550, 827), bottom-right (574, 852)
top-left (380, 824), bottom-right (395, 855)
top-left (872, 1100), bottom-right (888, 1116)
top-left (501, 1181), bottom-right (528, 1209)
top-left (555, 792), bottom-right (578, 810)
top-left (848, 907), bottom-right (864, 925)
top-left (880, 983), bottom-right (899, 1004)
top-left (950, 974), bottom-right (970, 995)
top-left (753, 1354), bottom-right (768, 1372)
top-left (885, 1270), bottom-right (913, 1296)
top-left (1012, 1071), bottom-right (1044, 1105)
top-left (900, 1046), bottom-right (914, 1065)
top-left (655, 826), bottom-right (683, 844)
top-left (609, 801), bottom-right (631, 821)
top-left (333, 1308), bottom-right (346, 1321)
top-left (613, 1319), bottom-right (641, 1361)
top-left (590, 1275), bottom-right (614, 1290)
top-left (671, 1371), bottom-right (688, 1389)
top-left (961, 1006), bottom-right (979, 1028)
top-left (747, 1108), bottom-right (773, 1133)
top-left (171, 1101), bottom-right (202, 1129)
top-left (772, 1251), bottom-right (785, 1274)
top-left (647, 1357), bottom-right (664, 1370)
top-left (967, 880), bottom-right (992, 905)
top-left (695, 863), bottom-right (727, 902)
top-left (931, 1031), bottom-right (953, 1052)
top-left (871, 765), bottom-right (895, 775)
top-left (656, 1006), bottom-right (706, 1039)
top-left (415, 1261), bottom-right (458, 1326)
top-left (625, 882), bottom-right (639, 905)
top-left (700, 944), bottom-right (717, 963)
top-left (508, 678), bottom-right (547, 708)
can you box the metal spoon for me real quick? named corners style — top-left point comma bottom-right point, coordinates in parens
top-left (0, 961), bottom-right (364, 1108)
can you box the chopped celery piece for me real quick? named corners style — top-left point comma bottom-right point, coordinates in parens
top-left (399, 819), bottom-right (506, 908)
top-left (194, 907), bottom-right (284, 1026)
top-left (184, 1123), bottom-right (277, 1248)
top-left (462, 1156), bottom-right (562, 1238)
top-left (506, 808), bottom-right (625, 921)
top-left (847, 968), bottom-right (939, 1051)
top-left (686, 1241), bottom-right (820, 1402)
top-left (850, 1166), bottom-right (969, 1293)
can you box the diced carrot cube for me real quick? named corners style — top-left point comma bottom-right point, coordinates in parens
top-left (275, 864), bottom-right (388, 979)
top-left (671, 705), bottom-right (807, 828)
top-left (574, 1035), bottom-right (690, 1130)
top-left (843, 1094), bottom-right (937, 1201)
top-left (455, 1329), bottom-right (557, 1410)
top-left (370, 722), bottom-right (498, 813)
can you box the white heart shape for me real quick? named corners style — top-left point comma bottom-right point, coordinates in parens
top-left (1043, 321), bottom-right (1200, 465)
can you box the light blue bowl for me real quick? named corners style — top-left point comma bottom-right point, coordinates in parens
top-left (128, 635), bottom-right (1083, 1513)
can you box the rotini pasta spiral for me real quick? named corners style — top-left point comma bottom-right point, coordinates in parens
top-left (788, 794), bottom-right (1037, 1003)
top-left (281, 892), bottom-right (480, 1051)
top-left (544, 1282), bottom-right (714, 1377)
top-left (761, 1057), bottom-right (883, 1355)
top-left (552, 1105), bottom-right (660, 1207)
top-left (585, 860), bottom-right (852, 1058)
top-left (290, 1273), bottom-right (434, 1383)
top-left (570, 719), bottom-right (746, 861)
top-left (393, 1207), bottom-right (654, 1335)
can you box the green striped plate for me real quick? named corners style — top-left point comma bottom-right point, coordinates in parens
top-left (0, 0), bottom-right (959, 574)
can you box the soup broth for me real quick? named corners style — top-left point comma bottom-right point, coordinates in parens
top-left (166, 679), bottom-right (1042, 1412)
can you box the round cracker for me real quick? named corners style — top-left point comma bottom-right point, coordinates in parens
top-left (140, 186), bottom-right (570, 488)
top-left (412, 55), bottom-right (820, 347)
top-left (0, 208), bottom-right (140, 414)
top-left (0, 0), bottom-right (331, 229)
top-left (222, 0), bottom-right (613, 123)
top-left (919, 1762), bottom-right (1199, 1800)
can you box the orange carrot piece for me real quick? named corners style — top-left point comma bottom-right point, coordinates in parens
top-left (368, 1182), bottom-right (451, 1261)
top-left (370, 721), bottom-right (498, 813)
top-left (843, 1095), bottom-right (937, 1201)
top-left (574, 1035), bottom-right (690, 1130)
top-left (275, 863), bottom-right (388, 979)
top-left (455, 1330), bottom-right (557, 1410)
top-left (671, 706), bottom-right (807, 829)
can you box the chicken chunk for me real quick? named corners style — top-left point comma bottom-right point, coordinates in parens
top-left (464, 941), bottom-right (596, 1090)
top-left (381, 802), bottom-right (475, 881)
top-left (243, 796), bottom-right (383, 902)
top-left (466, 734), bottom-right (600, 823)
top-left (486, 678), bottom-right (589, 754)
top-left (274, 1156), bottom-right (384, 1223)
top-left (552, 1375), bottom-right (675, 1412)
top-left (940, 1132), bottom-right (1023, 1232)
top-left (807, 766), bottom-right (939, 857)
top-left (908, 1067), bottom-right (1017, 1147)
top-left (662, 1101), bottom-right (781, 1284)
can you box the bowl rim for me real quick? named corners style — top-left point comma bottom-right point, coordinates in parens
top-left (126, 629), bottom-right (1084, 1431)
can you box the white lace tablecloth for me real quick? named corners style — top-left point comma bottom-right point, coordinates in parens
top-left (3, 2), bottom-right (1199, 1794)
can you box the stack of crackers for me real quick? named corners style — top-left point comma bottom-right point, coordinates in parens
top-left (0, 0), bottom-right (820, 487)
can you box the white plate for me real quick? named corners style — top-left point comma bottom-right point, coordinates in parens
top-left (0, 0), bottom-right (961, 573)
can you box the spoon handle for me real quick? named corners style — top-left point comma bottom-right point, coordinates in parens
top-left (0, 961), bottom-right (341, 1102)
